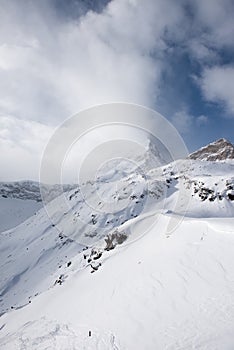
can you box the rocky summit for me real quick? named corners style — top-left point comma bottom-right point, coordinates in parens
top-left (189, 138), bottom-right (234, 161)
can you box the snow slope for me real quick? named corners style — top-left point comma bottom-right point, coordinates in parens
top-left (0, 198), bottom-right (42, 232)
top-left (160, 158), bottom-right (234, 218)
top-left (0, 181), bottom-right (75, 232)
top-left (1, 215), bottom-right (234, 349)
top-left (0, 152), bottom-right (234, 349)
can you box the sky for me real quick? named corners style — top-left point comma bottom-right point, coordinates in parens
top-left (0, 0), bottom-right (234, 181)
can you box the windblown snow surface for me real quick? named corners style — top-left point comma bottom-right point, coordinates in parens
top-left (0, 159), bottom-right (234, 349)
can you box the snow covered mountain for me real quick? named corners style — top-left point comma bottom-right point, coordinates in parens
top-left (0, 140), bottom-right (234, 349)
top-left (0, 182), bottom-right (76, 232)
top-left (189, 138), bottom-right (234, 161)
top-left (0, 182), bottom-right (42, 232)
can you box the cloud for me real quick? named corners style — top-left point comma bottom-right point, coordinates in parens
top-left (0, 0), bottom-right (187, 181)
top-left (196, 114), bottom-right (208, 126)
top-left (187, 39), bottom-right (218, 63)
top-left (0, 0), bottom-right (234, 180)
top-left (192, 0), bottom-right (234, 49)
top-left (1, 0), bottom-right (233, 125)
top-left (188, 0), bottom-right (234, 118)
top-left (171, 109), bottom-right (193, 134)
top-left (0, 0), bottom-right (183, 124)
top-left (0, 116), bottom-right (53, 181)
top-left (171, 110), bottom-right (209, 136)
top-left (200, 65), bottom-right (234, 115)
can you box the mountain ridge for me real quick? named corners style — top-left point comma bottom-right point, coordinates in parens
top-left (189, 138), bottom-right (234, 161)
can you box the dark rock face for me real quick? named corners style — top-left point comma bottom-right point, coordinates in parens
top-left (189, 138), bottom-right (234, 161)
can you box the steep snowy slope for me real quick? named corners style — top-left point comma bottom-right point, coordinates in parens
top-left (0, 168), bottom-right (168, 315)
top-left (1, 142), bottom-right (234, 349)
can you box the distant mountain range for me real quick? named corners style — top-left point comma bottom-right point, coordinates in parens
top-left (0, 181), bottom-right (75, 202)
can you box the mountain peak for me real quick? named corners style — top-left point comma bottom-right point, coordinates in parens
top-left (189, 138), bottom-right (234, 161)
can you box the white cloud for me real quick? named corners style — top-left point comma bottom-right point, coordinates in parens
top-left (0, 0), bottom-right (186, 180)
top-left (196, 115), bottom-right (208, 126)
top-left (171, 109), bottom-right (193, 134)
top-left (183, 1), bottom-right (234, 64)
top-left (0, 0), bottom-right (233, 125)
top-left (200, 66), bottom-right (234, 115)
top-left (0, 0), bottom-right (183, 124)
top-left (187, 39), bottom-right (218, 63)
top-left (189, 0), bottom-right (234, 117)
top-left (192, 0), bottom-right (234, 49)
top-left (0, 116), bottom-right (53, 181)
top-left (0, 0), bottom-right (234, 180)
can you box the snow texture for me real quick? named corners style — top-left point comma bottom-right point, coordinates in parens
top-left (1, 140), bottom-right (234, 349)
